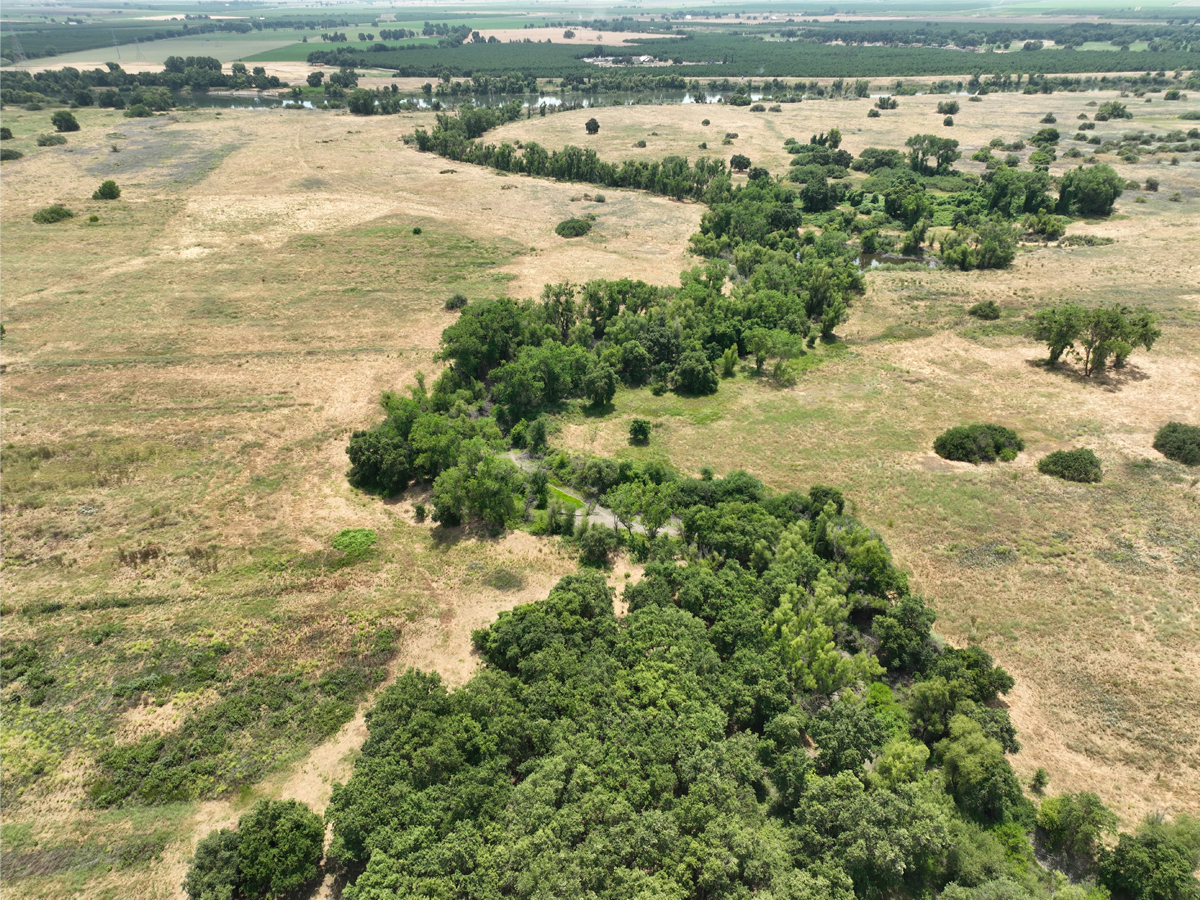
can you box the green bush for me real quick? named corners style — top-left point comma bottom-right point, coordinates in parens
top-left (124, 104), bottom-right (153, 118)
top-left (968, 300), bottom-right (1001, 320)
top-left (51, 110), bottom-right (80, 133)
top-left (934, 424), bottom-right (1024, 464)
top-left (1099, 828), bottom-right (1198, 900)
top-left (36, 133), bottom-right (67, 147)
top-left (1038, 448), bottom-right (1102, 483)
top-left (237, 799), bottom-right (324, 898)
top-left (331, 528), bottom-right (377, 557)
top-left (579, 522), bottom-right (617, 564)
top-left (0, 148), bottom-right (23, 161)
top-left (183, 828), bottom-right (241, 900)
top-left (555, 217), bottom-right (593, 238)
top-left (671, 349), bottom-right (719, 395)
top-left (629, 418), bottom-right (651, 444)
top-left (92, 179), bottom-right (121, 200)
top-left (444, 292), bottom-right (468, 310)
top-left (0, 126), bottom-right (12, 140)
top-left (1152, 422), bottom-right (1200, 466)
top-left (412, 226), bottom-right (422, 234)
top-left (32, 204), bottom-right (74, 224)
top-left (943, 116), bottom-right (954, 127)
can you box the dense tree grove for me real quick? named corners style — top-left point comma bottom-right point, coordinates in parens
top-left (318, 466), bottom-right (1200, 898)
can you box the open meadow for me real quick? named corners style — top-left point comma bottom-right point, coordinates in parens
top-left (1, 82), bottom-right (1199, 898)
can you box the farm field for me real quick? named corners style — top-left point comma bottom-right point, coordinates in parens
top-left (1, 74), bottom-right (1199, 900)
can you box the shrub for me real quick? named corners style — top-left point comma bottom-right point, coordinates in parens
top-left (183, 828), bottom-right (241, 900)
top-left (331, 528), bottom-right (377, 557)
top-left (1168, 192), bottom-right (1183, 202)
top-left (629, 418), bottom-right (651, 444)
top-left (412, 226), bottom-right (422, 234)
top-left (867, 108), bottom-right (881, 118)
top-left (633, 139), bottom-right (647, 148)
top-left (671, 349), bottom-right (719, 395)
top-left (0, 126), bottom-right (12, 140)
top-left (1153, 422), bottom-right (1200, 466)
top-left (968, 300), bottom-right (1001, 320)
top-left (36, 133), bottom-right (67, 146)
top-left (934, 424), bottom-right (1024, 464)
top-left (593, 193), bottom-right (605, 203)
top-left (124, 104), bottom-right (153, 118)
top-left (1038, 448), bottom-right (1102, 483)
top-left (943, 116), bottom-right (954, 127)
top-left (237, 799), bottom-right (324, 898)
top-left (445, 293), bottom-right (468, 310)
top-left (936, 100), bottom-right (960, 115)
top-left (1144, 177), bottom-right (1159, 192)
top-left (579, 522), bottom-right (617, 564)
top-left (92, 180), bottom-right (121, 200)
top-left (702, 118), bottom-right (710, 125)
top-left (51, 110), bottom-right (80, 132)
top-left (1099, 828), bottom-right (1198, 900)
top-left (32, 204), bottom-right (74, 224)
top-left (749, 103), bottom-right (766, 112)
top-left (585, 117), bottom-right (599, 135)
top-left (414, 503), bottom-right (427, 522)
top-left (1040, 113), bottom-right (1057, 124)
top-left (555, 218), bottom-right (592, 238)
top-left (0, 148), bottom-right (23, 161)
top-left (89, 214), bottom-right (99, 223)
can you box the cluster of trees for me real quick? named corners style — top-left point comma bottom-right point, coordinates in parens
top-left (309, 470), bottom-right (1200, 899)
top-left (411, 105), bottom-right (732, 202)
top-left (0, 59), bottom-right (283, 108)
top-left (184, 800), bottom-right (324, 900)
top-left (303, 30), bottom-right (1200, 80)
top-left (1032, 303), bottom-right (1160, 375)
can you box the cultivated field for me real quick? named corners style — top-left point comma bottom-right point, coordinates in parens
top-left (1, 87), bottom-right (1198, 897)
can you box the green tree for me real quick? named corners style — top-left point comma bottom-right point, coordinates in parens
top-left (584, 362), bottom-right (617, 406)
top-left (905, 133), bottom-right (961, 175)
top-left (306, 71), bottom-right (324, 87)
top-left (51, 110), bottom-right (80, 133)
top-left (92, 180), bottom-right (120, 200)
top-left (1038, 792), bottom-right (1118, 871)
top-left (236, 799), bottom-right (324, 899)
top-left (1100, 828), bottom-right (1200, 900)
top-left (1057, 164), bottom-right (1125, 216)
top-left (584, 117), bottom-right (600, 135)
top-left (767, 571), bottom-right (884, 694)
top-left (183, 828), bottom-right (241, 900)
top-left (730, 153), bottom-right (751, 172)
top-left (629, 418), bottom-right (651, 444)
top-left (348, 88), bottom-right (376, 115)
top-left (671, 349), bottom-right (718, 395)
top-left (1032, 302), bottom-right (1085, 366)
top-left (937, 715), bottom-right (1028, 825)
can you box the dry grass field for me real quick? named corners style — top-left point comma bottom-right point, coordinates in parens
top-left (1, 88), bottom-right (1198, 898)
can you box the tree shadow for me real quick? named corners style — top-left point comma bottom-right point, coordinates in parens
top-left (1024, 357), bottom-right (1151, 390)
top-left (581, 401), bottom-right (616, 418)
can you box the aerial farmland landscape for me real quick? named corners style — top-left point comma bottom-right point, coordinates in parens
top-left (1, 2), bottom-right (1198, 898)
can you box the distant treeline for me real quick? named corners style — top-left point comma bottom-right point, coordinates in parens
top-left (0, 16), bottom-right (352, 60)
top-left (0, 60), bottom-right (283, 106)
top-left (307, 34), bottom-right (1199, 79)
top-left (788, 20), bottom-right (1199, 53)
